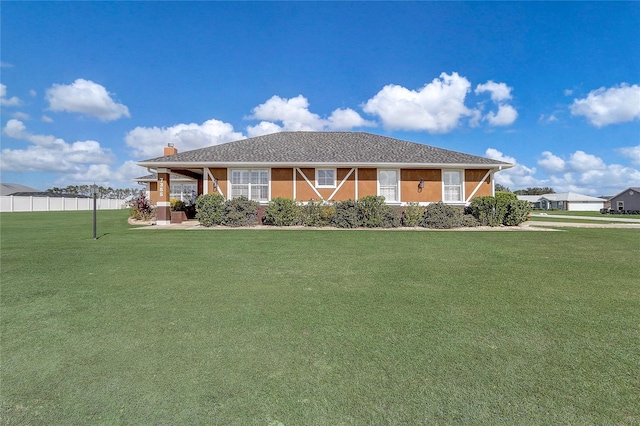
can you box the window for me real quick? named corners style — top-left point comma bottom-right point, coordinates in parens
top-left (443, 170), bottom-right (463, 202)
top-left (316, 169), bottom-right (336, 188)
top-left (170, 183), bottom-right (197, 202)
top-left (617, 201), bottom-right (624, 211)
top-left (379, 170), bottom-right (399, 202)
top-left (231, 169), bottom-right (269, 202)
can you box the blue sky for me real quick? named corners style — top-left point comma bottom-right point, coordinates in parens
top-left (1, 1), bottom-right (639, 195)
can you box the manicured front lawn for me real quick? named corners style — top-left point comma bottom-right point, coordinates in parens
top-left (532, 210), bottom-right (640, 219)
top-left (2, 210), bottom-right (639, 424)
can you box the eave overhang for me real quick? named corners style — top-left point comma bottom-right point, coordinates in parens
top-left (137, 161), bottom-right (514, 171)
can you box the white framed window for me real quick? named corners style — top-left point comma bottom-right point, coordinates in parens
top-left (378, 169), bottom-right (399, 203)
top-left (443, 170), bottom-right (463, 202)
top-left (617, 201), bottom-right (624, 211)
top-left (230, 169), bottom-right (269, 202)
top-left (316, 168), bottom-right (336, 188)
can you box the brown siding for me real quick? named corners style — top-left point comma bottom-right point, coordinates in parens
top-left (330, 168), bottom-right (356, 201)
top-left (465, 169), bottom-right (491, 200)
top-left (358, 168), bottom-right (377, 198)
top-left (271, 168), bottom-right (294, 199)
top-left (207, 168), bottom-right (227, 196)
top-left (148, 181), bottom-right (159, 205)
top-left (295, 168), bottom-right (319, 201)
top-left (401, 169), bottom-right (442, 202)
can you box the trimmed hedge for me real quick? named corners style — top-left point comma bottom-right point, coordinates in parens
top-left (422, 202), bottom-right (466, 229)
top-left (299, 200), bottom-right (335, 227)
top-left (223, 196), bottom-right (260, 227)
top-left (358, 195), bottom-right (400, 228)
top-left (468, 192), bottom-right (531, 226)
top-left (263, 197), bottom-right (301, 226)
top-left (195, 194), bottom-right (259, 227)
top-left (195, 193), bottom-right (225, 226)
top-left (196, 195), bottom-right (520, 228)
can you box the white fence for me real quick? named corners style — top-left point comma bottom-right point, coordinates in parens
top-left (1, 195), bottom-right (127, 212)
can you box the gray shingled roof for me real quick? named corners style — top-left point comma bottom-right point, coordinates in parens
top-left (134, 173), bottom-right (196, 182)
top-left (138, 131), bottom-right (512, 167)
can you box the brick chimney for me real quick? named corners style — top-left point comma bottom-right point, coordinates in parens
top-left (163, 143), bottom-right (178, 156)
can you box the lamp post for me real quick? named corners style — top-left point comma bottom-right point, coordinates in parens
top-left (90, 183), bottom-right (98, 240)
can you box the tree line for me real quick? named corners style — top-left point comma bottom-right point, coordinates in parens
top-left (46, 185), bottom-right (142, 199)
top-left (495, 184), bottom-right (555, 195)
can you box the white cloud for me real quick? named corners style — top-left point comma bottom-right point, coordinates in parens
top-left (484, 104), bottom-right (518, 126)
top-left (246, 121), bottom-right (283, 138)
top-left (327, 108), bottom-right (375, 130)
top-left (475, 81), bottom-right (513, 102)
top-left (248, 95), bottom-right (374, 133)
top-left (41, 115), bottom-right (54, 123)
top-left (570, 83), bottom-right (640, 127)
top-left (548, 164), bottom-right (640, 195)
top-left (1, 119), bottom-right (113, 173)
top-left (0, 84), bottom-right (22, 106)
top-left (564, 89), bottom-right (573, 96)
top-left (491, 147), bottom-right (640, 195)
top-left (485, 148), bottom-right (543, 188)
top-left (125, 119), bottom-right (244, 158)
top-left (538, 151), bottom-right (566, 173)
top-left (363, 72), bottom-right (473, 133)
top-left (12, 112), bottom-right (30, 121)
top-left (46, 79), bottom-right (130, 121)
top-left (568, 150), bottom-right (606, 172)
top-left (616, 145), bottom-right (640, 166)
top-left (475, 80), bottom-right (518, 127)
top-left (538, 114), bottom-right (559, 124)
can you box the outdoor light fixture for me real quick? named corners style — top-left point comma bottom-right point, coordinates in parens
top-left (213, 177), bottom-right (219, 189)
top-left (418, 179), bottom-right (424, 192)
top-left (90, 183), bottom-right (98, 240)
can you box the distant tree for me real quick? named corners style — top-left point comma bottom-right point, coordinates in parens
top-left (514, 187), bottom-right (555, 196)
top-left (495, 183), bottom-right (511, 192)
top-left (45, 185), bottom-right (140, 199)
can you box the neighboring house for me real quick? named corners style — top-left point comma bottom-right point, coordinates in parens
top-left (608, 187), bottom-right (640, 212)
top-left (135, 173), bottom-right (197, 204)
top-left (1, 183), bottom-right (40, 196)
top-left (517, 192), bottom-right (606, 211)
top-left (136, 131), bottom-right (513, 225)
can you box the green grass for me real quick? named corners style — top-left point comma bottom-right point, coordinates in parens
top-left (2, 210), bottom-right (639, 424)
top-left (532, 210), bottom-right (640, 219)
top-left (527, 217), bottom-right (626, 224)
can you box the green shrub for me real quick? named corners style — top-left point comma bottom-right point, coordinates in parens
top-left (461, 214), bottom-right (480, 227)
top-left (358, 195), bottom-right (400, 228)
top-left (332, 199), bottom-right (360, 228)
top-left (223, 196), bottom-right (260, 227)
top-left (495, 191), bottom-right (518, 224)
top-left (263, 197), bottom-right (301, 226)
top-left (421, 202), bottom-right (465, 229)
top-left (401, 203), bottom-right (426, 227)
top-left (300, 200), bottom-right (335, 227)
top-left (468, 196), bottom-right (499, 226)
top-left (195, 193), bottom-right (226, 227)
top-left (503, 200), bottom-right (532, 226)
top-left (468, 192), bottom-right (530, 226)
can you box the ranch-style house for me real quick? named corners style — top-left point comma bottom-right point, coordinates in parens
top-left (136, 131), bottom-right (513, 225)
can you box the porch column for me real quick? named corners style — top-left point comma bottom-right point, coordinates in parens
top-left (156, 168), bottom-right (171, 225)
